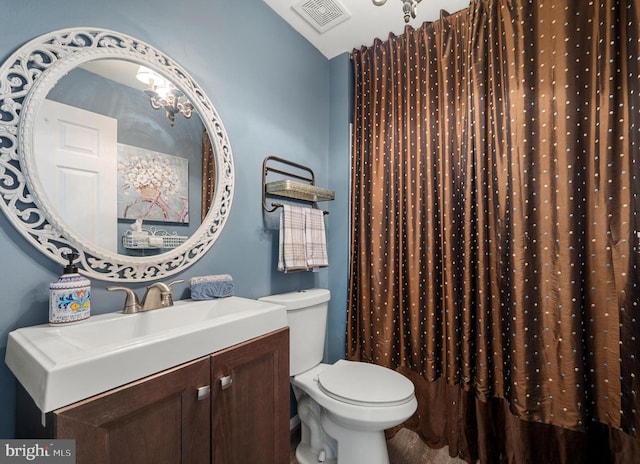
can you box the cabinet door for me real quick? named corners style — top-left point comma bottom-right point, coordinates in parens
top-left (211, 327), bottom-right (289, 464)
top-left (55, 357), bottom-right (211, 464)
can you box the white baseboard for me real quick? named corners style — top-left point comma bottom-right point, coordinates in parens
top-left (290, 414), bottom-right (300, 431)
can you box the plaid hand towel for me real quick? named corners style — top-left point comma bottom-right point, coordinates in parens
top-left (278, 205), bottom-right (308, 272)
top-left (304, 208), bottom-right (328, 270)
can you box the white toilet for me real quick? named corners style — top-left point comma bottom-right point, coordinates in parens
top-left (259, 289), bottom-right (417, 464)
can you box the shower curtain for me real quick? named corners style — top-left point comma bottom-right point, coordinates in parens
top-left (347, 0), bottom-right (640, 462)
top-left (201, 129), bottom-right (215, 221)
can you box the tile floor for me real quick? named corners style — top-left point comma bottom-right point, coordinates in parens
top-left (290, 427), bottom-right (468, 464)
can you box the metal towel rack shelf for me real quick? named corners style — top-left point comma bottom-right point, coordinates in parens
top-left (262, 155), bottom-right (334, 214)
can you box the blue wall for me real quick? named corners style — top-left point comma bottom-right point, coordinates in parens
top-left (0, 0), bottom-right (351, 438)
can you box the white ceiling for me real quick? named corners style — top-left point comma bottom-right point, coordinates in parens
top-left (262, 0), bottom-right (470, 59)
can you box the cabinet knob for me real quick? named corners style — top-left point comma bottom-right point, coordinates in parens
top-left (197, 385), bottom-right (211, 400)
top-left (220, 375), bottom-right (233, 390)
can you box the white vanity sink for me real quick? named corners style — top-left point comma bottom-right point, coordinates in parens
top-left (5, 297), bottom-right (287, 412)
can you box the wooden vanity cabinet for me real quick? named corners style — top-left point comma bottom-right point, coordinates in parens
top-left (16, 328), bottom-right (290, 464)
top-left (211, 326), bottom-right (289, 463)
top-left (55, 357), bottom-right (211, 464)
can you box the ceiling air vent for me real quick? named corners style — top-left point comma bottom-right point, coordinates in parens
top-left (293, 0), bottom-right (351, 34)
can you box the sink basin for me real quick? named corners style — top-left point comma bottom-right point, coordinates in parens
top-left (6, 297), bottom-right (287, 412)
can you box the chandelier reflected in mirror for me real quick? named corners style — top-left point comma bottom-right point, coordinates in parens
top-left (372, 0), bottom-right (422, 23)
top-left (136, 66), bottom-right (194, 126)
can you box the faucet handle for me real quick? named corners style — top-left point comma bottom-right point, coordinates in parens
top-left (167, 279), bottom-right (184, 288)
top-left (148, 279), bottom-right (184, 292)
top-left (106, 286), bottom-right (141, 314)
top-left (148, 279), bottom-right (184, 307)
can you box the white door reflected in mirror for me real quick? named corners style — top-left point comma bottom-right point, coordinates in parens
top-left (35, 100), bottom-right (118, 253)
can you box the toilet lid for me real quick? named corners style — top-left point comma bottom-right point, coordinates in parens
top-left (317, 360), bottom-right (414, 407)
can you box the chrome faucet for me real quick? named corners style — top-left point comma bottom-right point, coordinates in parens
top-left (107, 279), bottom-right (183, 314)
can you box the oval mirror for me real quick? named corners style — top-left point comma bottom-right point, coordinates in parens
top-left (0, 28), bottom-right (234, 281)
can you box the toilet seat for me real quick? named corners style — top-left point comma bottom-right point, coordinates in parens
top-left (317, 360), bottom-right (414, 407)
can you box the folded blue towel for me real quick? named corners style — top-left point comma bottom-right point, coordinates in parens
top-left (190, 274), bottom-right (234, 300)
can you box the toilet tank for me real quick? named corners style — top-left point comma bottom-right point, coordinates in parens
top-left (258, 289), bottom-right (330, 376)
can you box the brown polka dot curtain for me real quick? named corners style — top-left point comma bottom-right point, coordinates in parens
top-left (201, 129), bottom-right (215, 222)
top-left (348, 0), bottom-right (640, 462)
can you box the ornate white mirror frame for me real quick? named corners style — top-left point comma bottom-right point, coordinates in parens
top-left (0, 28), bottom-right (234, 281)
